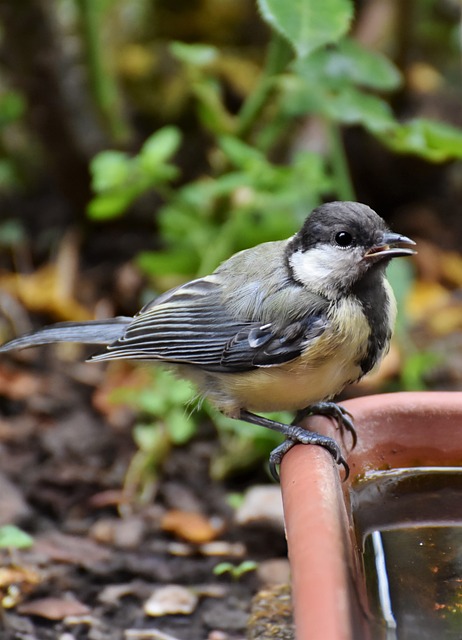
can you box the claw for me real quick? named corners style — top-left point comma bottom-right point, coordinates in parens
top-left (238, 409), bottom-right (351, 483)
top-left (268, 425), bottom-right (350, 483)
top-left (295, 402), bottom-right (357, 449)
top-left (269, 439), bottom-right (297, 482)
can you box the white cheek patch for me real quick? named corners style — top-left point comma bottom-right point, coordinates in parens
top-left (289, 245), bottom-right (363, 297)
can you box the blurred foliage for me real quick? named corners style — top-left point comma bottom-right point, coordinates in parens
top-left (213, 560), bottom-right (258, 580)
top-left (1, 0), bottom-right (462, 486)
top-left (0, 525), bottom-right (34, 550)
top-left (88, 126), bottom-right (181, 220)
top-left (109, 367), bottom-right (288, 495)
top-left (84, 3), bottom-right (462, 283)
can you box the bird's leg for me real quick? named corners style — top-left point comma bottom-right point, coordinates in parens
top-left (293, 401), bottom-right (357, 448)
top-left (238, 409), bottom-right (349, 482)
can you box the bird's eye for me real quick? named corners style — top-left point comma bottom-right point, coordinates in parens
top-left (335, 231), bottom-right (353, 247)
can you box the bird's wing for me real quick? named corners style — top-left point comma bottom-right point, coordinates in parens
top-left (91, 276), bottom-right (329, 372)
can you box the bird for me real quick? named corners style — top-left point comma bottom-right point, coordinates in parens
top-left (0, 201), bottom-right (416, 480)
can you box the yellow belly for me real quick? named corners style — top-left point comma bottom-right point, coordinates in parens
top-left (198, 296), bottom-right (373, 414)
top-left (218, 345), bottom-right (363, 413)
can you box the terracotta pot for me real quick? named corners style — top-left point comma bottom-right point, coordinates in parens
top-left (280, 392), bottom-right (462, 640)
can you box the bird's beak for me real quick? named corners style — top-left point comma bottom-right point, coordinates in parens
top-left (363, 231), bottom-right (417, 261)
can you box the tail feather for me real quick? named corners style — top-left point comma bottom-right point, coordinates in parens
top-left (0, 317), bottom-right (132, 353)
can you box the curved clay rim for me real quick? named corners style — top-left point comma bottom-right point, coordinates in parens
top-left (280, 391), bottom-right (462, 640)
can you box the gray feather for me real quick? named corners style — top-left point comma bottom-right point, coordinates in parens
top-left (90, 270), bottom-right (330, 372)
top-left (0, 318), bottom-right (131, 352)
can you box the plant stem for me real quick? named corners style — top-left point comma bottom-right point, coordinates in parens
top-left (327, 122), bottom-right (355, 201)
top-left (237, 33), bottom-right (293, 139)
top-left (77, 0), bottom-right (130, 144)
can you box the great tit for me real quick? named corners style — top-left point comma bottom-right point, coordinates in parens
top-left (0, 201), bottom-right (416, 479)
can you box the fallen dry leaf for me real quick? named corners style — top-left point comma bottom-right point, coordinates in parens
top-left (0, 565), bottom-right (41, 590)
top-left (33, 531), bottom-right (111, 567)
top-left (199, 541), bottom-right (246, 557)
top-left (161, 510), bottom-right (224, 544)
top-left (92, 362), bottom-right (150, 426)
top-left (89, 515), bottom-right (145, 548)
top-left (0, 234), bottom-right (92, 324)
top-left (0, 565), bottom-right (42, 608)
top-left (440, 251), bottom-right (462, 288)
top-left (426, 299), bottom-right (462, 335)
top-left (143, 585), bottom-right (198, 617)
top-left (406, 62), bottom-right (443, 94)
top-left (0, 363), bottom-right (43, 400)
top-left (18, 596), bottom-right (90, 620)
top-left (406, 280), bottom-right (450, 323)
top-left (235, 486), bottom-right (284, 528)
top-left (98, 581), bottom-right (149, 606)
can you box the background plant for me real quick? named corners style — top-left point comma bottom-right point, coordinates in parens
top-left (0, 0), bottom-right (461, 486)
top-left (86, 0), bottom-right (462, 483)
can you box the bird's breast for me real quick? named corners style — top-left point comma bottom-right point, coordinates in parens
top-left (208, 296), bottom-right (373, 414)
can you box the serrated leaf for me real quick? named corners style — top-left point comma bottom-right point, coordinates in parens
top-left (258, 0), bottom-right (353, 58)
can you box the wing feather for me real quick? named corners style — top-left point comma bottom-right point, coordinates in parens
top-left (91, 276), bottom-right (329, 371)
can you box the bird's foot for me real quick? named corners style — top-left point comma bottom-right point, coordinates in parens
top-left (268, 424), bottom-right (349, 482)
top-left (294, 401), bottom-right (357, 448)
top-left (238, 410), bottom-right (349, 482)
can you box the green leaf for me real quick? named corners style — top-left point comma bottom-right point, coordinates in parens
top-left (136, 390), bottom-right (169, 415)
top-left (219, 136), bottom-right (266, 169)
top-left (139, 126), bottom-right (182, 172)
top-left (386, 259), bottom-right (414, 336)
top-left (137, 249), bottom-right (199, 276)
top-left (381, 118), bottom-right (462, 162)
top-left (87, 190), bottom-right (136, 220)
top-left (0, 525), bottom-right (34, 549)
top-left (163, 377), bottom-right (195, 405)
top-left (90, 150), bottom-right (131, 193)
top-left (194, 80), bottom-right (236, 136)
top-left (401, 352), bottom-right (441, 392)
top-left (333, 39), bottom-right (402, 90)
top-left (280, 78), bottom-right (395, 132)
top-left (0, 160), bottom-right (20, 190)
top-left (212, 560), bottom-right (257, 579)
top-left (258, 0), bottom-right (353, 59)
top-left (213, 562), bottom-right (234, 576)
top-left (133, 423), bottom-right (163, 452)
top-left (0, 90), bottom-right (26, 128)
top-left (297, 38), bottom-right (401, 90)
top-left (165, 408), bottom-right (196, 445)
top-left (325, 87), bottom-right (395, 131)
top-left (170, 41), bottom-right (218, 67)
top-left (233, 560), bottom-right (258, 577)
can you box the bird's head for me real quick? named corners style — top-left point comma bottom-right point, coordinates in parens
top-left (287, 201), bottom-right (416, 299)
